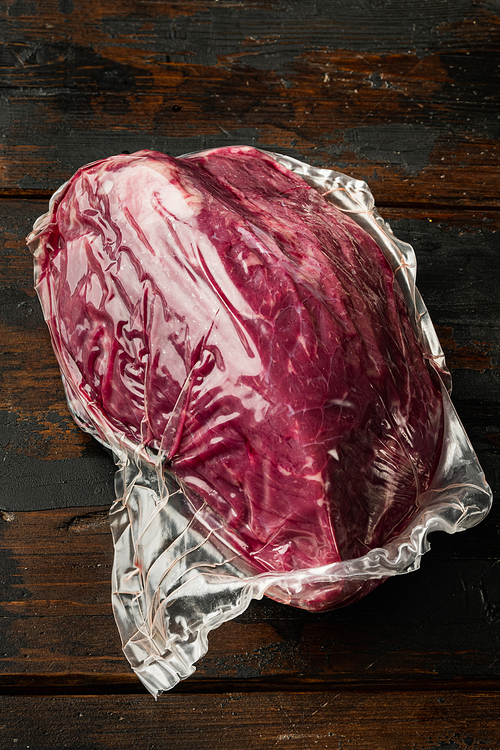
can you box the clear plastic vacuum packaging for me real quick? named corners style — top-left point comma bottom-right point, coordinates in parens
top-left (27, 146), bottom-right (492, 696)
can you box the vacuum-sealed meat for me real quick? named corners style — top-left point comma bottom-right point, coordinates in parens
top-left (28, 146), bottom-right (491, 693)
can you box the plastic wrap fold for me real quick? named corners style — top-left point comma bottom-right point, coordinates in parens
top-left (27, 147), bottom-right (492, 696)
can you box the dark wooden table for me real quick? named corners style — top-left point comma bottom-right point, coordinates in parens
top-left (1, 2), bottom-right (500, 748)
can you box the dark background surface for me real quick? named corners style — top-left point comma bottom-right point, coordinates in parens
top-left (1, 1), bottom-right (500, 748)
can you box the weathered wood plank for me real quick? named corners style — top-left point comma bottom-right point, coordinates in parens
top-left (2, 201), bottom-right (498, 509)
top-left (4, 204), bottom-right (500, 387)
top-left (1, 691), bottom-right (499, 749)
top-left (1, 0), bottom-right (499, 204)
top-left (1, 503), bottom-right (500, 687)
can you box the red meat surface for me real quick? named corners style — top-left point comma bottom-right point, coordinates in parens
top-left (32, 146), bottom-right (444, 609)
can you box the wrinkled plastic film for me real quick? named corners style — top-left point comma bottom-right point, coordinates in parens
top-left (109, 371), bottom-right (490, 697)
top-left (27, 148), bottom-right (492, 697)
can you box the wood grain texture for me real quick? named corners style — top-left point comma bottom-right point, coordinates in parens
top-left (2, 200), bottom-right (498, 509)
top-left (1, 0), bottom-right (499, 205)
top-left (1, 503), bottom-right (500, 689)
top-left (1, 691), bottom-right (499, 749)
top-left (1, 0), bottom-right (499, 741)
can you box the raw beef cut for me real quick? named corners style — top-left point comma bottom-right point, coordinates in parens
top-left (30, 145), bottom-right (444, 610)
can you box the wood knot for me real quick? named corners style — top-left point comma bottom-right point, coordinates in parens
top-left (62, 509), bottom-right (109, 533)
